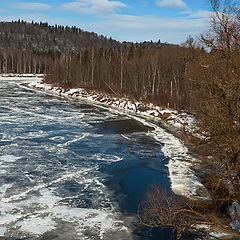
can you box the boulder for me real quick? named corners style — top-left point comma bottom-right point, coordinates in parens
top-left (229, 201), bottom-right (240, 231)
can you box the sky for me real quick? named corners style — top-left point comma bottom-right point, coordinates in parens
top-left (0, 0), bottom-right (213, 44)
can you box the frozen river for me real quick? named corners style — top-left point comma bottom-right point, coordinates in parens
top-left (0, 79), bottom-right (175, 239)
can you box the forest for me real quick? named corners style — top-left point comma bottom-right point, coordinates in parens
top-left (0, 0), bottom-right (240, 238)
top-left (0, 20), bottom-right (190, 109)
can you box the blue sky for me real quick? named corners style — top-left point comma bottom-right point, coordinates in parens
top-left (0, 0), bottom-right (212, 43)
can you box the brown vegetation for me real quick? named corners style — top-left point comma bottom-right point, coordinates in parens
top-left (45, 44), bottom-right (195, 109)
top-left (188, 0), bottom-right (240, 211)
top-left (138, 186), bottom-right (240, 239)
top-left (139, 0), bottom-right (240, 238)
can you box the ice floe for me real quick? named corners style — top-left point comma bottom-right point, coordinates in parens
top-left (59, 133), bottom-right (89, 147)
top-left (0, 226), bottom-right (7, 237)
top-left (0, 155), bottom-right (22, 163)
top-left (0, 168), bottom-right (131, 239)
top-left (93, 153), bottom-right (123, 163)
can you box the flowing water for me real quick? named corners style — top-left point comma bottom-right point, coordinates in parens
top-left (0, 79), bottom-right (175, 240)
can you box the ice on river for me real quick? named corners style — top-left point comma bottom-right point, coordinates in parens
top-left (0, 78), bottom-right (206, 239)
top-left (0, 79), bottom-right (133, 239)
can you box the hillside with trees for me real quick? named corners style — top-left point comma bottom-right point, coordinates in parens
top-left (0, 20), bottom-right (120, 51)
top-left (0, 20), bottom-right (120, 75)
top-left (0, 20), bottom-right (194, 109)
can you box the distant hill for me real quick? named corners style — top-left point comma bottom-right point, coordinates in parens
top-left (0, 20), bottom-right (168, 53)
top-left (0, 20), bottom-right (120, 52)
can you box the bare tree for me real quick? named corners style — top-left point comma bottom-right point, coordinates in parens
top-left (188, 0), bottom-right (240, 211)
top-left (138, 186), bottom-right (240, 239)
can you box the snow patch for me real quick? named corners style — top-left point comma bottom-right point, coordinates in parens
top-left (52, 206), bottom-right (125, 239)
top-left (0, 155), bottom-right (22, 174)
top-left (0, 226), bottom-right (7, 237)
top-left (29, 79), bottom-right (197, 134)
top-left (0, 155), bottom-right (22, 163)
top-left (121, 134), bottom-right (131, 140)
top-left (16, 217), bottom-right (56, 235)
top-left (195, 224), bottom-right (234, 239)
top-left (49, 136), bottom-right (66, 141)
top-left (0, 184), bottom-right (13, 198)
top-left (93, 153), bottom-right (123, 163)
top-left (0, 73), bottom-right (44, 81)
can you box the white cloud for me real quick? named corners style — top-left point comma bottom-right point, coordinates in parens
top-left (61, 0), bottom-right (126, 14)
top-left (78, 13), bottom-right (210, 43)
top-left (0, 4), bottom-right (212, 44)
top-left (187, 10), bottom-right (213, 19)
top-left (156, 0), bottom-right (188, 10)
top-left (14, 2), bottom-right (50, 11)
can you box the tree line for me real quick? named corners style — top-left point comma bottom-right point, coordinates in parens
top-left (0, 49), bottom-right (51, 74)
top-left (45, 44), bottom-right (197, 109)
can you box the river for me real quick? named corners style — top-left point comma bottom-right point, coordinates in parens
top-left (0, 79), bottom-right (177, 239)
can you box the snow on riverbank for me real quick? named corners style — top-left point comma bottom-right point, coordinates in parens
top-left (30, 80), bottom-right (196, 133)
top-left (0, 73), bottom-right (44, 81)
top-left (28, 78), bottom-right (207, 200)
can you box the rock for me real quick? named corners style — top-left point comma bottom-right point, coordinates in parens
top-left (161, 112), bottom-right (172, 120)
top-left (229, 201), bottom-right (240, 231)
top-left (137, 104), bottom-right (147, 112)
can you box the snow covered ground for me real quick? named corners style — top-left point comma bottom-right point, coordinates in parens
top-left (29, 78), bottom-right (207, 200)
top-left (0, 73), bottom-right (44, 81)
